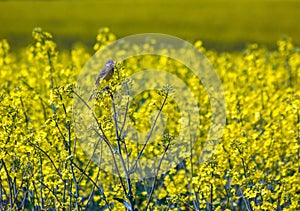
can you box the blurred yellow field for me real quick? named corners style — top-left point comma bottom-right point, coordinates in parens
top-left (1, 0), bottom-right (300, 51)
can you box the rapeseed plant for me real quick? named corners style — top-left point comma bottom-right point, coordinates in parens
top-left (0, 27), bottom-right (299, 210)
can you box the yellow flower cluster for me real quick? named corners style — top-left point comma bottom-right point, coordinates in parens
top-left (0, 27), bottom-right (299, 210)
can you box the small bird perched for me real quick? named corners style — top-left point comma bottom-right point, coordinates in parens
top-left (88, 60), bottom-right (115, 101)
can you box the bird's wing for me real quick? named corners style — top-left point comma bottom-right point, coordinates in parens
top-left (95, 67), bottom-right (107, 86)
top-left (99, 67), bottom-right (108, 78)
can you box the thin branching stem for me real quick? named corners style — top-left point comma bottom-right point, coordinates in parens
top-left (71, 161), bottom-right (111, 211)
top-left (109, 90), bottom-right (135, 210)
top-left (145, 141), bottom-right (170, 210)
top-left (1, 159), bottom-right (13, 206)
top-left (73, 90), bottom-right (127, 199)
top-left (130, 92), bottom-right (169, 174)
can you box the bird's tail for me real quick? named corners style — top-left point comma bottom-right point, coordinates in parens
top-left (88, 92), bottom-right (94, 101)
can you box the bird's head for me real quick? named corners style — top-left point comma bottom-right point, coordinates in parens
top-left (105, 60), bottom-right (115, 69)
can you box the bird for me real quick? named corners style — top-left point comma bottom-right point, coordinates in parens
top-left (88, 60), bottom-right (115, 101)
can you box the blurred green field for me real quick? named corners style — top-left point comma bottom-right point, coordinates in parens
top-left (0, 0), bottom-right (300, 51)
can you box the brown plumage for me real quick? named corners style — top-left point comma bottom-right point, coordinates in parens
top-left (88, 60), bottom-right (115, 101)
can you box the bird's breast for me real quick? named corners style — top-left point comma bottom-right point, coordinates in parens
top-left (103, 68), bottom-right (114, 80)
